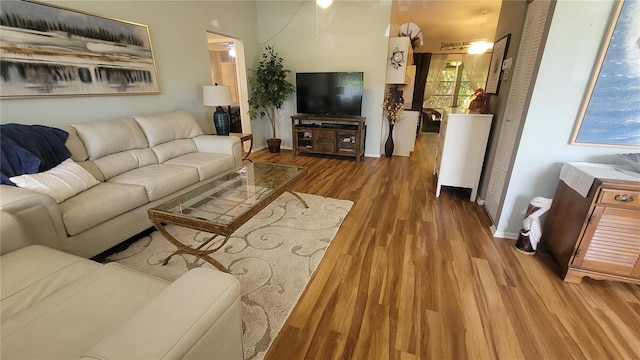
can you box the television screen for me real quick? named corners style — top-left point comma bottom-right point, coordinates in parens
top-left (296, 72), bottom-right (363, 116)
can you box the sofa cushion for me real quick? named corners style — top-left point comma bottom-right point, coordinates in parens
top-left (152, 138), bottom-right (197, 164)
top-left (10, 159), bottom-right (100, 204)
top-left (80, 268), bottom-right (242, 360)
top-left (165, 153), bottom-right (237, 181)
top-left (0, 261), bottom-right (168, 359)
top-left (57, 125), bottom-right (89, 162)
top-left (134, 110), bottom-right (204, 147)
top-left (72, 117), bottom-right (149, 160)
top-left (92, 148), bottom-right (158, 180)
top-left (76, 160), bottom-right (105, 182)
top-left (0, 245), bottom-right (101, 321)
top-left (60, 182), bottom-right (149, 236)
top-left (108, 164), bottom-right (199, 201)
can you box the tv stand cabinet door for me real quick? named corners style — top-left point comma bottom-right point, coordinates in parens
top-left (314, 130), bottom-right (336, 152)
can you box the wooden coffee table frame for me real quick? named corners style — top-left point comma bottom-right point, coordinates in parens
top-left (148, 163), bottom-right (308, 272)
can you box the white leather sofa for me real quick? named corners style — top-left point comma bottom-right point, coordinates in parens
top-left (0, 211), bottom-right (243, 359)
top-left (0, 110), bottom-right (242, 258)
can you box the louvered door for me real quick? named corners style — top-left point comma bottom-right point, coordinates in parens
top-left (483, 0), bottom-right (550, 222)
top-left (570, 187), bottom-right (640, 280)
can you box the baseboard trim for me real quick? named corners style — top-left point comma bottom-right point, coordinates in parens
top-left (490, 225), bottom-right (519, 240)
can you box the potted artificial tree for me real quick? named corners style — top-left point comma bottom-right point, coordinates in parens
top-left (248, 46), bottom-right (295, 153)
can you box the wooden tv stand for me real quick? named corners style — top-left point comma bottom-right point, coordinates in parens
top-left (291, 115), bottom-right (366, 161)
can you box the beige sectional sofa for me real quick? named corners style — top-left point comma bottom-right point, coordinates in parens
top-left (0, 211), bottom-right (243, 359)
top-left (0, 110), bottom-right (242, 258)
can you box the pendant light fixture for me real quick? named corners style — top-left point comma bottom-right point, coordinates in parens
top-left (468, 11), bottom-right (492, 54)
top-left (315, 0), bottom-right (332, 35)
top-left (316, 0), bottom-right (332, 9)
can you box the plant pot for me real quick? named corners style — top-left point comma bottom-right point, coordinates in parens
top-left (267, 138), bottom-right (281, 153)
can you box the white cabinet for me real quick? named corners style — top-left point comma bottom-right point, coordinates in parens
top-left (433, 111), bottom-right (493, 201)
top-left (401, 65), bottom-right (416, 108)
top-left (386, 37), bottom-right (413, 84)
top-left (390, 110), bottom-right (419, 157)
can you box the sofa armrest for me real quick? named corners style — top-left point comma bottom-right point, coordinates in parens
top-left (0, 185), bottom-right (67, 250)
top-left (193, 135), bottom-right (242, 169)
top-left (0, 211), bottom-right (30, 255)
top-left (80, 268), bottom-right (243, 360)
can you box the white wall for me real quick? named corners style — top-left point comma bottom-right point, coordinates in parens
top-left (0, 1), bottom-right (259, 134)
top-left (254, 0), bottom-right (392, 156)
top-left (495, 0), bottom-right (630, 236)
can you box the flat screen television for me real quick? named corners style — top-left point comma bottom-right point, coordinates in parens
top-left (296, 72), bottom-right (364, 116)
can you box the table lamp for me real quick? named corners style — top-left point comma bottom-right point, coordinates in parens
top-left (203, 84), bottom-right (233, 135)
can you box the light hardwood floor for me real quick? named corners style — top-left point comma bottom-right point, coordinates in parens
top-left (251, 133), bottom-right (640, 360)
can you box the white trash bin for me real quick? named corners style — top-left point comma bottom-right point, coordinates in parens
top-left (514, 197), bottom-right (553, 254)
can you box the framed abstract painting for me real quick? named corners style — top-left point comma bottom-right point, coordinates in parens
top-left (0, 0), bottom-right (159, 98)
top-left (571, 0), bottom-right (639, 148)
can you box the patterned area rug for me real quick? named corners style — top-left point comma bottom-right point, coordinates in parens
top-left (105, 192), bottom-right (352, 360)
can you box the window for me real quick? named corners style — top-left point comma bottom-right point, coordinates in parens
top-left (424, 63), bottom-right (486, 110)
top-left (425, 65), bottom-right (457, 110)
top-left (457, 69), bottom-right (477, 108)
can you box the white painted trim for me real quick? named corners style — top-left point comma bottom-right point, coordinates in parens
top-left (490, 225), bottom-right (519, 240)
top-left (233, 39), bottom-right (252, 138)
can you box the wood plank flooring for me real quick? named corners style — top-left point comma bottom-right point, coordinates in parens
top-left (251, 133), bottom-right (640, 360)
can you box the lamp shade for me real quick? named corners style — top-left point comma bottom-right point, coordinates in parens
top-left (203, 85), bottom-right (232, 107)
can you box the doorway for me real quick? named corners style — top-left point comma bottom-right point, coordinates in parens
top-left (206, 32), bottom-right (251, 136)
top-left (417, 53), bottom-right (491, 133)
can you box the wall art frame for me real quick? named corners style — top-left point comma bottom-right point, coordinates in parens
top-left (485, 34), bottom-right (510, 95)
top-left (570, 0), bottom-right (639, 148)
top-left (0, 0), bottom-right (159, 98)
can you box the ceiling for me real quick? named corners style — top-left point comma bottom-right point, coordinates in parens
top-left (393, 0), bottom-right (503, 54)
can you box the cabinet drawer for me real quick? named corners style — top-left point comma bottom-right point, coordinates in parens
top-left (315, 141), bottom-right (335, 152)
top-left (598, 189), bottom-right (640, 209)
top-left (315, 130), bottom-right (335, 141)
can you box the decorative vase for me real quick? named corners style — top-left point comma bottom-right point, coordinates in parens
top-left (213, 106), bottom-right (230, 136)
top-left (384, 124), bottom-right (395, 158)
top-left (267, 138), bottom-right (281, 153)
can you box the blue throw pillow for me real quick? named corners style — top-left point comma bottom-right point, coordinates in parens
top-left (0, 123), bottom-right (71, 185)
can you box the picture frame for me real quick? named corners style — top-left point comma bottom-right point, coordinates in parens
top-left (570, 0), bottom-right (639, 148)
top-left (0, 0), bottom-right (159, 98)
top-left (485, 34), bottom-right (510, 94)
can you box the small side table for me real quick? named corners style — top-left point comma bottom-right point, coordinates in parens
top-left (230, 133), bottom-right (253, 162)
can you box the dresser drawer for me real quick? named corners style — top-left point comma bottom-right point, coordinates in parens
top-left (315, 130), bottom-right (335, 142)
top-left (598, 189), bottom-right (640, 209)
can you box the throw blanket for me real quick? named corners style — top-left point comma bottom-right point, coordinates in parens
top-left (1, 124), bottom-right (71, 185)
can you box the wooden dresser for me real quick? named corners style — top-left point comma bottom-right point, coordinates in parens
top-left (540, 163), bottom-right (640, 284)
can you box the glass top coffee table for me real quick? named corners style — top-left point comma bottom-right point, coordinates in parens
top-left (148, 162), bottom-right (308, 272)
